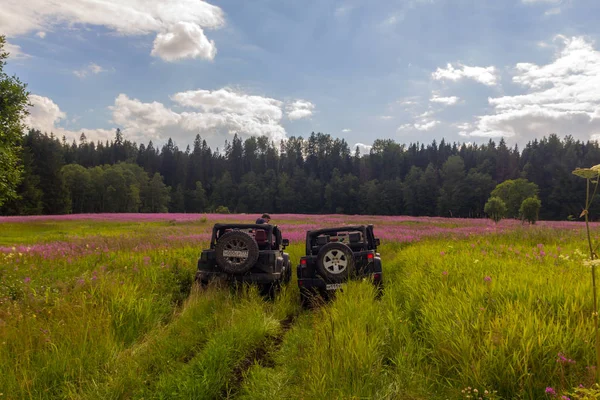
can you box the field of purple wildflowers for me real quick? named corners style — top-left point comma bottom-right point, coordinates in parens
top-left (1, 214), bottom-right (599, 399)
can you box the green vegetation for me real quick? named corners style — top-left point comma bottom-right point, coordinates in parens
top-left (520, 197), bottom-right (542, 224)
top-left (1, 218), bottom-right (599, 399)
top-left (485, 196), bottom-right (507, 223)
top-left (5, 127), bottom-right (600, 221)
top-left (0, 35), bottom-right (29, 207)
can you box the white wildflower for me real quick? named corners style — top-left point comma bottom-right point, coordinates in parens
top-left (583, 259), bottom-right (600, 268)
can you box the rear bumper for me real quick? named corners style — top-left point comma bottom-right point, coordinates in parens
top-left (298, 273), bottom-right (383, 291)
top-left (196, 270), bottom-right (283, 284)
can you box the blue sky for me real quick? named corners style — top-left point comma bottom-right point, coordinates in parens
top-left (4, 0), bottom-right (600, 151)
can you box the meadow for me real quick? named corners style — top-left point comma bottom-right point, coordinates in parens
top-left (1, 213), bottom-right (599, 399)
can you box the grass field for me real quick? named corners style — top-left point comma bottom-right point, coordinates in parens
top-left (1, 213), bottom-right (599, 399)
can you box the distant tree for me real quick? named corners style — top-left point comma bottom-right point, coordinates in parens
top-left (169, 184), bottom-right (185, 213)
top-left (520, 197), bottom-right (541, 224)
top-left (142, 173), bottom-right (170, 213)
top-left (491, 178), bottom-right (539, 218)
top-left (0, 147), bottom-right (42, 215)
top-left (464, 170), bottom-right (495, 218)
top-left (484, 197), bottom-right (507, 223)
top-left (438, 156), bottom-right (467, 217)
top-left (191, 181), bottom-right (208, 213)
top-left (0, 36), bottom-right (29, 207)
top-left (62, 164), bottom-right (92, 213)
top-left (215, 205), bottom-right (230, 214)
top-left (211, 171), bottom-right (235, 211)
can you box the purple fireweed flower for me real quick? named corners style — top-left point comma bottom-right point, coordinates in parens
top-left (538, 243), bottom-right (544, 249)
top-left (484, 276), bottom-right (492, 282)
top-left (556, 352), bottom-right (575, 365)
top-left (545, 387), bottom-right (556, 396)
top-left (23, 277), bottom-right (31, 283)
top-left (561, 396), bottom-right (571, 400)
top-left (440, 251), bottom-right (445, 256)
top-left (442, 271), bottom-right (448, 276)
top-left (77, 279), bottom-right (85, 285)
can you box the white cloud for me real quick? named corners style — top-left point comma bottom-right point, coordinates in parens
top-left (4, 41), bottom-right (30, 59)
top-left (1, 0), bottom-right (225, 61)
top-left (353, 143), bottom-right (372, 155)
top-left (544, 7), bottom-right (562, 15)
top-left (341, 128), bottom-right (351, 133)
top-left (27, 88), bottom-right (314, 144)
top-left (26, 94), bottom-right (114, 142)
top-left (334, 5), bottom-right (354, 18)
top-left (397, 120), bottom-right (440, 131)
top-left (463, 36), bottom-right (600, 142)
top-left (113, 89), bottom-right (314, 143)
top-left (378, 115), bottom-right (394, 120)
top-left (432, 63), bottom-right (499, 86)
top-left (36, 31), bottom-right (46, 39)
top-left (73, 63), bottom-right (107, 78)
top-left (455, 122), bottom-right (473, 130)
top-left (151, 21), bottom-right (216, 61)
top-left (285, 100), bottom-right (315, 120)
top-left (430, 94), bottom-right (460, 105)
top-left (414, 120), bottom-right (440, 131)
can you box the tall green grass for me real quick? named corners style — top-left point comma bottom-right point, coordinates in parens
top-left (1, 221), bottom-right (599, 399)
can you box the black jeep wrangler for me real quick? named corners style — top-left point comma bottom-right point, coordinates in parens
top-left (196, 224), bottom-right (292, 295)
top-left (297, 225), bottom-right (383, 306)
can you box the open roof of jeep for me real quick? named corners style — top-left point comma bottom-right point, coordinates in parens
top-left (210, 223), bottom-right (283, 249)
top-left (304, 225), bottom-right (378, 254)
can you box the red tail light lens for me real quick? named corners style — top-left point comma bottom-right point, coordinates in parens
top-left (300, 259), bottom-right (307, 265)
top-left (373, 273), bottom-right (381, 281)
top-left (367, 253), bottom-right (374, 260)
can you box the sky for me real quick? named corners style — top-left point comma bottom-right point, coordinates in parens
top-left (4, 0), bottom-right (600, 152)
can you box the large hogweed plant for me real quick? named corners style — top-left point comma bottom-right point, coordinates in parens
top-left (573, 165), bottom-right (600, 384)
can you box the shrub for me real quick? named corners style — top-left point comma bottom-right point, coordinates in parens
top-left (214, 205), bottom-right (230, 214)
top-left (484, 197), bottom-right (507, 223)
top-left (520, 197), bottom-right (541, 224)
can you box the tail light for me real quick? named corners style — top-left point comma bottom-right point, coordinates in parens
top-left (367, 253), bottom-right (374, 260)
top-left (373, 273), bottom-right (381, 281)
top-left (300, 258), bottom-right (307, 265)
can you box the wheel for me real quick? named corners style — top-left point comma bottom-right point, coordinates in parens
top-left (316, 242), bottom-right (355, 283)
top-left (214, 231), bottom-right (259, 275)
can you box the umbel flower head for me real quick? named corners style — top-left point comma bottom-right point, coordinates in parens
top-left (573, 166), bottom-right (600, 179)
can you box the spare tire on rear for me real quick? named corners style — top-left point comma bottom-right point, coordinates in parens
top-left (316, 242), bottom-right (354, 283)
top-left (215, 231), bottom-right (259, 275)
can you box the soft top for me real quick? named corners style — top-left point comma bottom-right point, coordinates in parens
top-left (213, 223), bottom-right (277, 231)
top-left (306, 225), bottom-right (371, 237)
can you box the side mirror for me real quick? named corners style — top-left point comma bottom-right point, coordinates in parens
top-left (374, 238), bottom-right (381, 246)
top-left (282, 239), bottom-right (290, 247)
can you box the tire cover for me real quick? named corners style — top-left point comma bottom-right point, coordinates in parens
top-left (316, 242), bottom-right (354, 283)
top-left (215, 231), bottom-right (260, 274)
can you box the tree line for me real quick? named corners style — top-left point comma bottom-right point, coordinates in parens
top-left (2, 128), bottom-right (599, 220)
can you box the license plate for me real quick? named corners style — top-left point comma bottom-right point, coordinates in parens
top-left (222, 250), bottom-right (248, 258)
top-left (325, 283), bottom-right (343, 290)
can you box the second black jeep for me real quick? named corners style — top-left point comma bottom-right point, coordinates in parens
top-left (196, 223), bottom-right (292, 295)
top-left (297, 225), bottom-right (383, 306)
